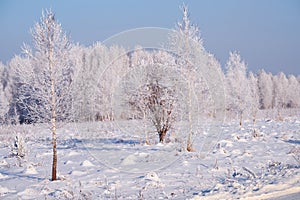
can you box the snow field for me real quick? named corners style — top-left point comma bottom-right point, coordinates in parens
top-left (0, 118), bottom-right (299, 199)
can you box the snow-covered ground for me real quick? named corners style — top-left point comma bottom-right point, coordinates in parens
top-left (0, 117), bottom-right (300, 199)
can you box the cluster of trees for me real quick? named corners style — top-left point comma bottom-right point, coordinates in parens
top-left (0, 7), bottom-right (298, 126)
top-left (225, 51), bottom-right (300, 126)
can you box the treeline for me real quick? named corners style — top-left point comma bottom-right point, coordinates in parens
top-left (0, 7), bottom-right (299, 125)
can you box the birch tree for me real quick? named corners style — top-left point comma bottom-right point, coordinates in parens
top-left (272, 72), bottom-right (288, 120)
top-left (20, 10), bottom-right (73, 181)
top-left (248, 71), bottom-right (260, 135)
top-left (168, 4), bottom-right (224, 152)
top-left (287, 75), bottom-right (300, 108)
top-left (0, 62), bottom-right (9, 123)
top-left (225, 51), bottom-right (250, 127)
top-left (7, 56), bottom-right (32, 124)
top-left (258, 70), bottom-right (274, 110)
top-left (169, 4), bottom-right (204, 151)
top-left (71, 44), bottom-right (100, 122)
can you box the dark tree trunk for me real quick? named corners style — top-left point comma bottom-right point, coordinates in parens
top-left (159, 130), bottom-right (167, 143)
top-left (239, 112), bottom-right (243, 128)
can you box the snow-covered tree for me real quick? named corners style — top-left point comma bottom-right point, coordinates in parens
top-left (225, 51), bottom-right (250, 127)
top-left (90, 43), bottom-right (112, 121)
top-left (128, 66), bottom-right (177, 143)
top-left (168, 4), bottom-right (225, 153)
top-left (152, 50), bottom-right (176, 67)
top-left (71, 44), bottom-right (99, 122)
top-left (257, 70), bottom-right (274, 110)
top-left (248, 71), bottom-right (260, 134)
top-left (106, 45), bottom-right (130, 120)
top-left (205, 53), bottom-right (225, 117)
top-left (0, 62), bottom-right (9, 123)
top-left (130, 46), bottom-right (154, 67)
top-left (272, 72), bottom-right (289, 119)
top-left (6, 56), bottom-right (32, 124)
top-left (287, 75), bottom-right (300, 108)
top-left (19, 10), bottom-right (74, 181)
top-left (70, 42), bottom-right (130, 122)
top-left (0, 62), bottom-right (8, 90)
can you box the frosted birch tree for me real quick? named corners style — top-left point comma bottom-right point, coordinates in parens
top-left (272, 72), bottom-right (288, 120)
top-left (105, 45), bottom-right (130, 120)
top-left (248, 71), bottom-right (260, 135)
top-left (130, 46), bottom-right (154, 67)
top-left (225, 51), bottom-right (250, 127)
top-left (258, 70), bottom-right (274, 110)
top-left (68, 44), bottom-right (89, 121)
top-left (7, 56), bottom-right (32, 124)
top-left (287, 75), bottom-right (300, 108)
top-left (167, 4), bottom-right (225, 153)
top-left (0, 62), bottom-right (9, 123)
top-left (19, 10), bottom-right (73, 181)
top-left (169, 4), bottom-right (205, 151)
top-left (71, 44), bottom-right (100, 121)
top-left (90, 43), bottom-right (111, 121)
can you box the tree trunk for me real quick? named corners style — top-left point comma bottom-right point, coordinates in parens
top-left (159, 130), bottom-right (167, 143)
top-left (185, 27), bottom-right (194, 152)
top-left (239, 112), bottom-right (243, 128)
top-left (49, 41), bottom-right (57, 181)
top-left (186, 59), bottom-right (193, 152)
top-left (252, 111), bottom-right (258, 137)
top-left (51, 116), bottom-right (57, 181)
top-left (143, 111), bottom-right (150, 145)
top-left (187, 142), bottom-right (193, 152)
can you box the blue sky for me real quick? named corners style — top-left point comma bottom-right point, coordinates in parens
top-left (0, 0), bottom-right (299, 75)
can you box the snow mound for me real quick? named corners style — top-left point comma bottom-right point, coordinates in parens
top-left (0, 159), bottom-right (8, 166)
top-left (51, 190), bottom-right (74, 199)
top-left (81, 160), bottom-right (94, 167)
top-left (0, 186), bottom-right (16, 196)
top-left (121, 155), bottom-right (137, 166)
top-left (121, 152), bottom-right (150, 166)
top-left (68, 151), bottom-right (80, 156)
top-left (156, 143), bottom-right (164, 147)
top-left (232, 149), bottom-right (242, 155)
top-left (219, 139), bottom-right (233, 147)
top-left (145, 171), bottom-right (160, 182)
top-left (144, 171), bottom-right (165, 188)
top-left (17, 188), bottom-right (39, 199)
top-left (24, 164), bottom-right (38, 175)
top-left (64, 160), bottom-right (74, 165)
top-left (138, 152), bottom-right (149, 157)
top-left (0, 172), bottom-right (8, 179)
top-left (40, 152), bottom-right (52, 157)
top-left (70, 170), bottom-right (87, 176)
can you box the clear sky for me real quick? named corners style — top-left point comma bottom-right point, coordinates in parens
top-left (0, 0), bottom-right (299, 75)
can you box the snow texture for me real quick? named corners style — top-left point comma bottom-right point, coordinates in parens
top-left (0, 117), bottom-right (299, 199)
